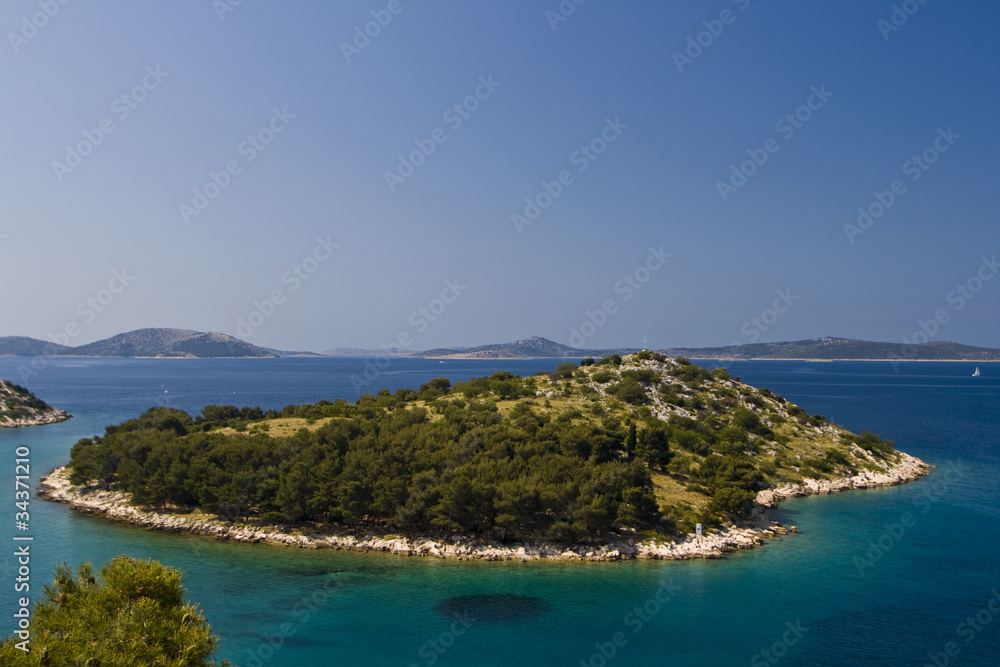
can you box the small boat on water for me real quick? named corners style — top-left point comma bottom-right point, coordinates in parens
top-left (973, 367), bottom-right (981, 377)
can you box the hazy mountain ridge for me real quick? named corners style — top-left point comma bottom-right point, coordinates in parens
top-left (2, 332), bottom-right (996, 361)
top-left (660, 337), bottom-right (1000, 361)
top-left (0, 328), bottom-right (286, 358)
top-left (413, 336), bottom-right (638, 359)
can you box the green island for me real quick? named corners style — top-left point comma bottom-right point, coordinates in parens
top-left (0, 379), bottom-right (71, 428)
top-left (43, 353), bottom-right (928, 560)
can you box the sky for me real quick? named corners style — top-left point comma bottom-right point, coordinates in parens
top-left (1, 0), bottom-right (997, 353)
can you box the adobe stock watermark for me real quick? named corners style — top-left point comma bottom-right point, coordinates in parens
top-left (853, 460), bottom-right (967, 576)
top-left (16, 268), bottom-right (136, 384)
top-left (716, 84), bottom-right (833, 202)
top-left (234, 235), bottom-right (340, 340)
top-left (340, 0), bottom-right (414, 63)
top-left (673, 0), bottom-right (751, 74)
top-left (545, 0), bottom-right (586, 31)
top-left (511, 116), bottom-right (628, 234)
top-left (214, 0), bottom-right (243, 21)
top-left (406, 610), bottom-right (475, 667)
top-left (576, 578), bottom-right (680, 667)
top-left (878, 0), bottom-right (929, 41)
top-left (350, 278), bottom-right (468, 394)
top-left (922, 588), bottom-right (1000, 667)
top-left (843, 126), bottom-right (960, 244)
top-left (888, 254), bottom-right (997, 370)
top-left (179, 107), bottom-right (295, 224)
top-left (749, 620), bottom-right (809, 666)
top-left (7, 0), bottom-right (71, 54)
top-left (384, 75), bottom-right (501, 192)
top-left (568, 245), bottom-right (671, 347)
top-left (234, 577), bottom-right (344, 667)
top-left (51, 65), bottom-right (169, 183)
top-left (694, 286), bottom-right (799, 376)
top-left (739, 288), bottom-right (799, 344)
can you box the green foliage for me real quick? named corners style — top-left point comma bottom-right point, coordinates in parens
top-left (67, 374), bottom-right (662, 543)
top-left (620, 369), bottom-right (661, 385)
top-left (708, 487), bottom-right (756, 520)
top-left (852, 429), bottom-right (895, 458)
top-left (605, 379), bottom-right (648, 405)
top-left (580, 357), bottom-right (595, 366)
top-left (591, 371), bottom-right (616, 384)
top-left (556, 362), bottom-right (577, 379)
top-left (597, 354), bottom-right (623, 366)
top-left (0, 556), bottom-right (226, 666)
top-left (668, 359), bottom-right (714, 385)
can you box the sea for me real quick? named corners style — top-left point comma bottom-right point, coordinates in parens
top-left (0, 356), bottom-right (997, 666)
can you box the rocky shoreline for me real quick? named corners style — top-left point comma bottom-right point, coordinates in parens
top-left (38, 452), bottom-right (930, 562)
top-left (0, 378), bottom-right (72, 428)
top-left (0, 410), bottom-right (71, 428)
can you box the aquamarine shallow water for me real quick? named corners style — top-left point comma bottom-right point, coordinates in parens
top-left (1, 357), bottom-right (997, 666)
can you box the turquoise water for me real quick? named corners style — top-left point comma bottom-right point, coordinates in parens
top-left (1, 358), bottom-right (998, 666)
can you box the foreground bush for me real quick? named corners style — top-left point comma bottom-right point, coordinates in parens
top-left (0, 556), bottom-right (226, 666)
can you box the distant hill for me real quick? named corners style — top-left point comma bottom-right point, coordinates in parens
top-left (402, 335), bottom-right (1000, 361)
top-left (0, 336), bottom-right (71, 357)
top-left (70, 329), bottom-right (278, 358)
top-left (660, 337), bottom-right (1000, 361)
top-left (0, 328), bottom-right (306, 358)
top-left (412, 336), bottom-right (638, 360)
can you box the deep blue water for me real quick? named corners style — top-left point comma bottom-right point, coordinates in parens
top-left (1, 357), bottom-right (998, 666)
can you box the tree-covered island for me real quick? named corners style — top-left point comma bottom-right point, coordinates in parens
top-left (47, 353), bottom-right (928, 559)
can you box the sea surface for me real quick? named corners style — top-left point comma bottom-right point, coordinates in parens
top-left (1, 356), bottom-right (997, 666)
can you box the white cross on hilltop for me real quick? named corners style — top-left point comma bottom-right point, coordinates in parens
top-left (641, 336), bottom-right (648, 350)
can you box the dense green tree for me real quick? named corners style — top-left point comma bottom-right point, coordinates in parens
top-left (0, 557), bottom-right (226, 666)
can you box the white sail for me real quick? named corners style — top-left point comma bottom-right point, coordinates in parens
top-left (973, 367), bottom-right (981, 377)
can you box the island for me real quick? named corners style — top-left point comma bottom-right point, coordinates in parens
top-left (0, 379), bottom-right (71, 427)
top-left (0, 327), bottom-right (318, 358)
top-left (39, 353), bottom-right (928, 561)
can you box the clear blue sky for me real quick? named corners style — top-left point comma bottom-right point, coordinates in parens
top-left (1, 0), bottom-right (997, 352)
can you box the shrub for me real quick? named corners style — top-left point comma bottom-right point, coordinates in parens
top-left (556, 362), bottom-right (577, 379)
top-left (606, 380), bottom-right (648, 405)
top-left (0, 557), bottom-right (226, 665)
top-left (708, 487), bottom-right (756, 520)
top-left (591, 371), bottom-right (616, 384)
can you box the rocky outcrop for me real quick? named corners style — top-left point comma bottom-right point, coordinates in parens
top-left (39, 453), bottom-right (928, 562)
top-left (0, 379), bottom-right (71, 427)
top-left (755, 451), bottom-right (929, 507)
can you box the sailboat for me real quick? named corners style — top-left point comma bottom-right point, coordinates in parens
top-left (973, 367), bottom-right (981, 377)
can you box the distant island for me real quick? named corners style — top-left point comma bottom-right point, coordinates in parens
top-left (658, 337), bottom-right (1000, 362)
top-left (41, 352), bottom-right (927, 561)
top-left (394, 336), bottom-right (999, 362)
top-left (0, 328), bottom-right (318, 359)
top-left (0, 379), bottom-right (70, 427)
top-left (410, 336), bottom-right (637, 360)
top-left (4, 329), bottom-right (996, 361)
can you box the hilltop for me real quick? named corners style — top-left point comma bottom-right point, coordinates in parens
top-left (43, 352), bottom-right (927, 561)
top-left (0, 379), bottom-right (70, 427)
top-left (0, 328), bottom-right (312, 358)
